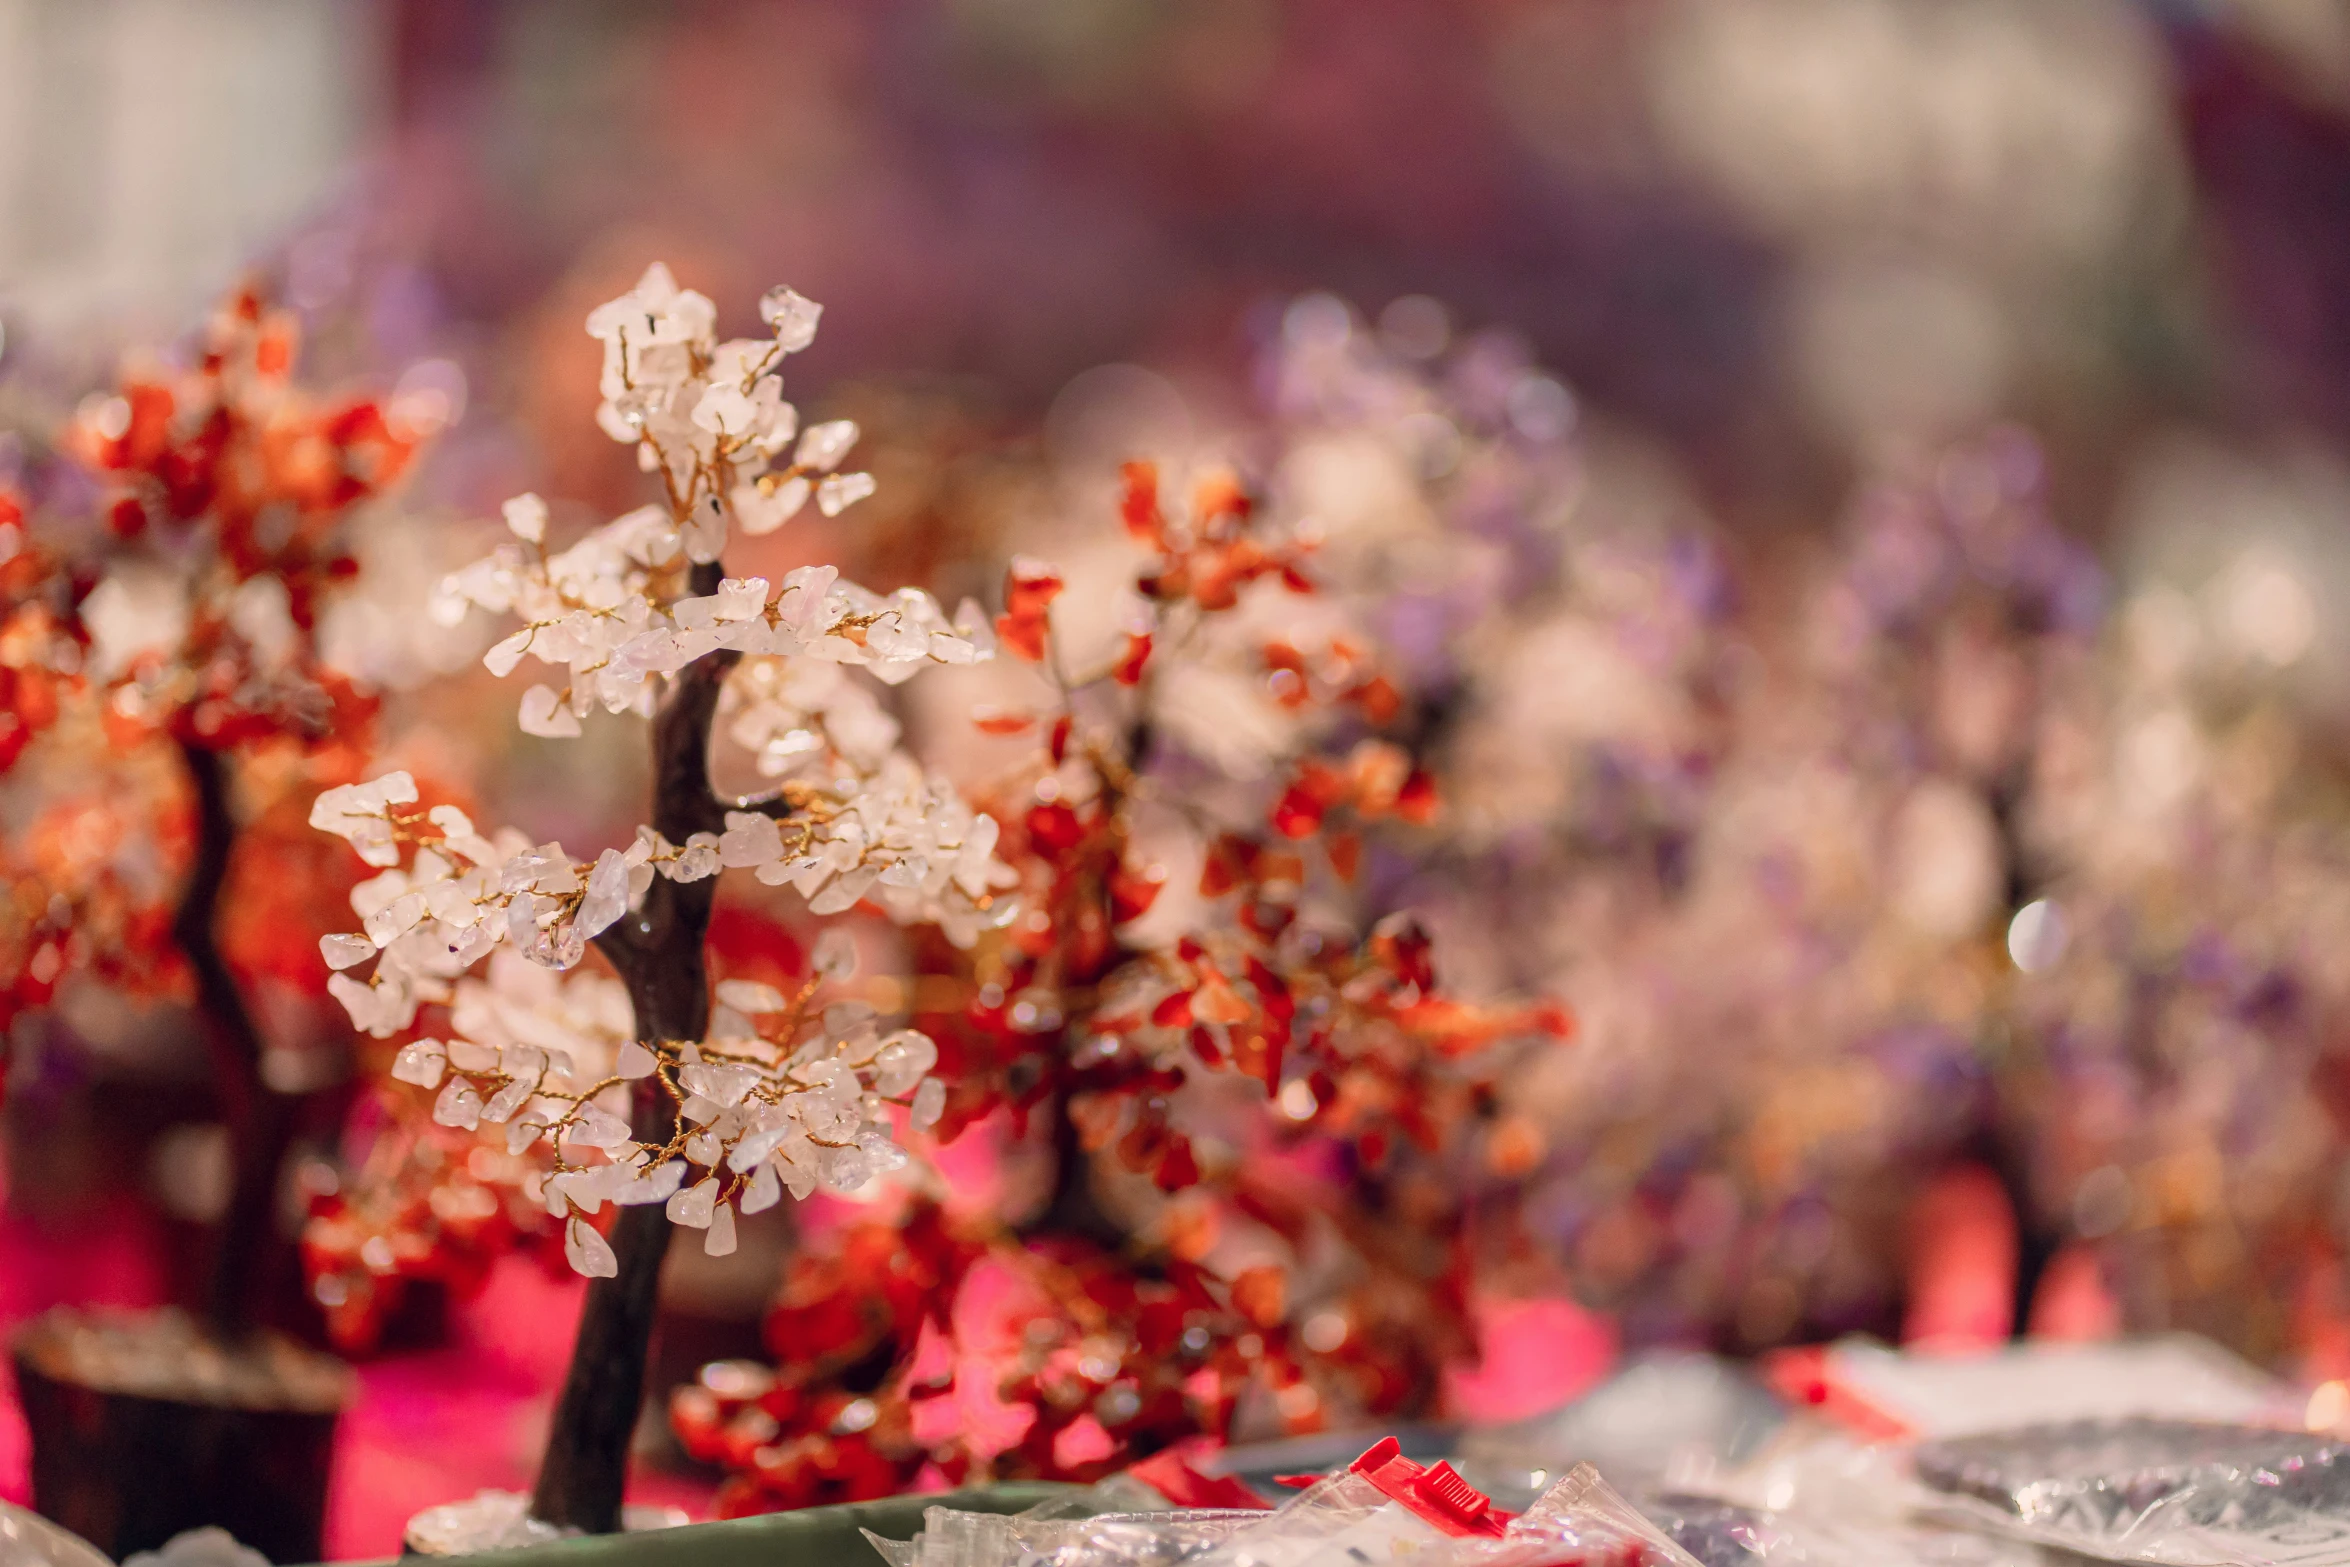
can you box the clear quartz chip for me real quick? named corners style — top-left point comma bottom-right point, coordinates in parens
top-left (759, 287), bottom-right (822, 352)
top-left (705, 1200), bottom-right (738, 1257)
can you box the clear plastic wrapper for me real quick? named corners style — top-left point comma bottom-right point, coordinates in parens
top-left (1503, 1462), bottom-right (1708, 1567)
top-left (1632, 1489), bottom-right (2052, 1567)
top-left (1912, 1418), bottom-right (2350, 1566)
top-left (1184, 1450), bottom-right (1441, 1567)
top-left (1640, 1422), bottom-right (2062, 1567)
top-left (1187, 1448), bottom-right (1701, 1567)
top-left (867, 1505), bottom-right (1267, 1567)
top-left (0, 1503), bottom-right (114, 1567)
top-left (1630, 1340), bottom-right (2328, 1565)
top-left (1631, 1494), bottom-right (1803, 1566)
top-left (865, 1456), bottom-right (1276, 1567)
top-left (870, 1441), bottom-right (1702, 1567)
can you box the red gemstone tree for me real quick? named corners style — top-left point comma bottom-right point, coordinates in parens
top-left (0, 287), bottom-right (431, 1561)
top-left (673, 461), bottom-right (1572, 1514)
top-left (2, 287), bottom-right (421, 1331)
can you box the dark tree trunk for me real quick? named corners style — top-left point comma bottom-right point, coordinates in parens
top-left (1984, 760), bottom-right (2059, 1332)
top-left (1033, 1090), bottom-right (1126, 1251)
top-left (173, 740), bottom-right (302, 1343)
top-left (531, 564), bottom-right (737, 1533)
top-left (1029, 737), bottom-right (1144, 1255)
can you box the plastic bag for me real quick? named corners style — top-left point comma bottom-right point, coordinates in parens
top-left (1634, 1422), bottom-right (2057, 1566)
top-left (871, 1439), bottom-right (1702, 1567)
top-left (1912, 1418), bottom-right (2350, 1566)
top-left (1152, 1439), bottom-right (1698, 1567)
top-left (0, 1503), bottom-right (114, 1567)
top-left (865, 1498), bottom-right (1264, 1567)
top-left (1629, 1494), bottom-right (1804, 1566)
top-left (1182, 1443), bottom-right (1454, 1567)
top-left (1503, 1461), bottom-right (1710, 1567)
top-left (1632, 1489), bottom-right (2051, 1567)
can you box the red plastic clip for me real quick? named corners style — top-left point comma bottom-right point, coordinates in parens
top-left (1411, 1463), bottom-right (1505, 1538)
top-left (1343, 1440), bottom-right (1509, 1538)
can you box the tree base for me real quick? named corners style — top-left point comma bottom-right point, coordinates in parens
top-left (12, 1307), bottom-right (349, 1563)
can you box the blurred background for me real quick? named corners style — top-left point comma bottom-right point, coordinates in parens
top-left (9, 0), bottom-right (2350, 1553)
top-left (4, 0), bottom-right (2345, 525)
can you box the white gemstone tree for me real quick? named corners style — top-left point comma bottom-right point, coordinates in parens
top-left (313, 264), bottom-right (1014, 1531)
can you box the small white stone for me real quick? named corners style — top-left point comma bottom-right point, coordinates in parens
top-left (320, 933), bottom-right (375, 971)
top-left (666, 1178), bottom-right (717, 1229)
top-left (390, 1041), bottom-right (446, 1090)
top-left (715, 978), bottom-right (787, 1014)
top-left (760, 286), bottom-right (823, 352)
top-left (502, 493), bottom-right (549, 544)
top-left (741, 1160), bottom-right (782, 1214)
top-left (404, 1491), bottom-right (564, 1558)
top-left (519, 684), bottom-right (584, 738)
top-left (432, 1080), bottom-right (483, 1131)
top-left (813, 927), bottom-right (858, 981)
top-left (794, 419), bottom-right (859, 473)
top-left (564, 1218), bottom-right (618, 1279)
top-left (481, 1077), bottom-right (533, 1125)
top-left (817, 471), bottom-right (875, 517)
top-left (567, 1102), bottom-right (633, 1149)
top-left (483, 629), bottom-right (533, 679)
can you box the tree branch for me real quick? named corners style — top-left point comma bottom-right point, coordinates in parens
top-left (174, 739), bottom-right (302, 1343)
top-left (532, 562), bottom-right (740, 1533)
top-left (1031, 1087), bottom-right (1127, 1251)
